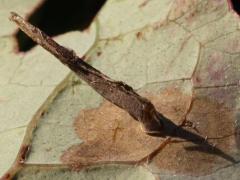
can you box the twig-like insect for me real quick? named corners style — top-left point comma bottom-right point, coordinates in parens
top-left (9, 12), bottom-right (166, 135)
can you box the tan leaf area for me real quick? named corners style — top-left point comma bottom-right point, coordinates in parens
top-left (61, 86), bottom-right (192, 169)
top-left (61, 84), bottom-right (237, 176)
top-left (152, 91), bottom-right (236, 176)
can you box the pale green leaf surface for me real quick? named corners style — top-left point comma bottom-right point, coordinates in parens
top-left (98, 0), bottom-right (173, 39)
top-left (0, 128), bottom-right (26, 177)
top-left (1, 0), bottom-right (240, 179)
top-left (0, 14), bottom-right (96, 177)
top-left (0, 0), bottom-right (42, 36)
top-left (27, 82), bottom-right (103, 163)
top-left (15, 165), bottom-right (156, 180)
top-left (90, 22), bottom-right (199, 89)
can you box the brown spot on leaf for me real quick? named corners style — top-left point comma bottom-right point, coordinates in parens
top-left (40, 111), bottom-right (45, 117)
top-left (1, 173), bottom-right (10, 180)
top-left (18, 145), bottom-right (30, 164)
top-left (136, 31), bottom-right (144, 40)
top-left (235, 113), bottom-right (240, 150)
top-left (195, 76), bottom-right (202, 83)
top-left (151, 96), bottom-right (236, 176)
top-left (207, 52), bottom-right (225, 81)
top-left (236, 127), bottom-right (240, 149)
top-left (139, 0), bottom-right (150, 8)
top-left (61, 87), bottom-right (192, 170)
top-left (45, 147), bottom-right (52, 152)
top-left (97, 51), bottom-right (102, 56)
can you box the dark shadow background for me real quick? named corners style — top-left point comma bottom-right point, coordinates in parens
top-left (229, 0), bottom-right (240, 15)
top-left (16, 0), bottom-right (107, 52)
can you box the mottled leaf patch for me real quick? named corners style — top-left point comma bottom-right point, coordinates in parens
top-left (61, 100), bottom-right (161, 168)
top-left (193, 42), bottom-right (240, 88)
top-left (151, 88), bottom-right (237, 176)
top-left (235, 112), bottom-right (240, 150)
top-left (61, 84), bottom-right (192, 170)
top-left (14, 164), bottom-right (156, 180)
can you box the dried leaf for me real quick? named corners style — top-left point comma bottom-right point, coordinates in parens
top-left (1, 0), bottom-right (240, 179)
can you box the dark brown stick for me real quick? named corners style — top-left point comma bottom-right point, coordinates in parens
top-left (9, 12), bottom-right (165, 134)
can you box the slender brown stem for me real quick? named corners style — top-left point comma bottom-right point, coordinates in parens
top-left (9, 12), bottom-right (166, 134)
